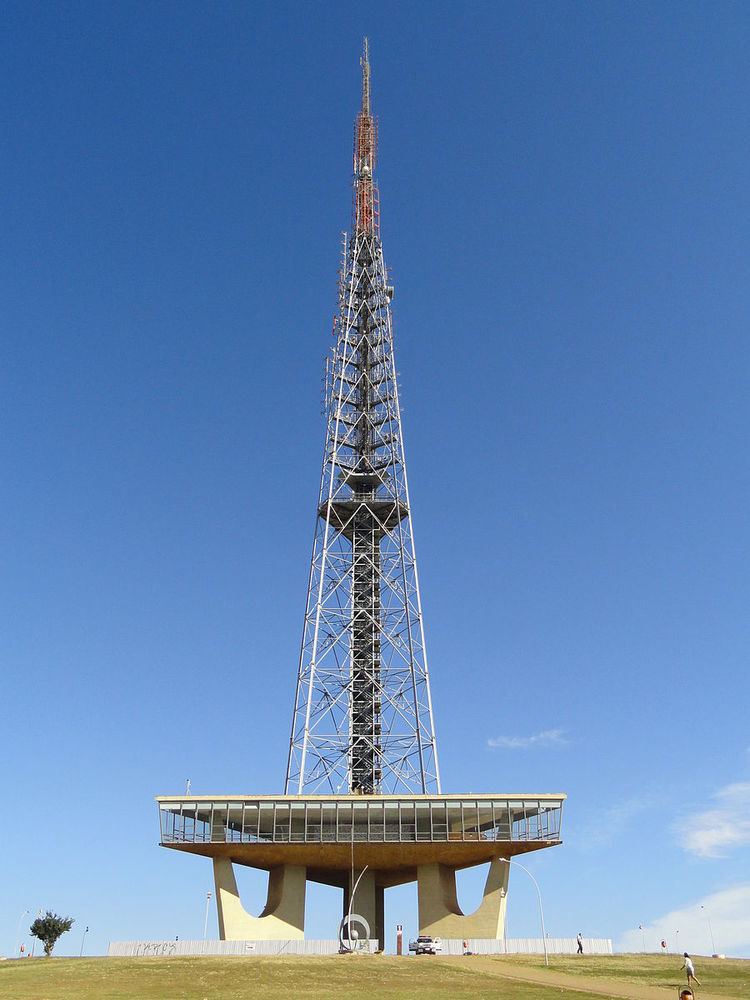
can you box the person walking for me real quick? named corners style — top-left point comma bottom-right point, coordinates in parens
top-left (680, 953), bottom-right (701, 987)
top-left (576, 933), bottom-right (584, 955)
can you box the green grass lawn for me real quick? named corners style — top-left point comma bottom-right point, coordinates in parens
top-left (0, 955), bottom-right (611, 1000)
top-left (489, 953), bottom-right (750, 998)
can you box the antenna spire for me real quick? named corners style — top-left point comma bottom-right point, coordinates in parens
top-left (361, 37), bottom-right (371, 115)
top-left (354, 39), bottom-right (377, 233)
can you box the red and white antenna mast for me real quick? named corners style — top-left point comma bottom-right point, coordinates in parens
top-left (354, 37), bottom-right (378, 235)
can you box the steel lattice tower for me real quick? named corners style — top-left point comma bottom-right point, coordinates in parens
top-left (286, 40), bottom-right (440, 796)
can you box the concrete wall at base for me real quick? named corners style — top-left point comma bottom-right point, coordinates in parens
top-left (107, 939), bottom-right (378, 957)
top-left (438, 937), bottom-right (614, 956)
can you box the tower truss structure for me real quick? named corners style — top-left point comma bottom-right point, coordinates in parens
top-left (286, 40), bottom-right (440, 796)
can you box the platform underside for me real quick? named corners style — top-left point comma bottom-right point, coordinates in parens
top-left (162, 837), bottom-right (560, 887)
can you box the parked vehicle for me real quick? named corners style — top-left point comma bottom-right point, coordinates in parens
top-left (408, 935), bottom-right (442, 955)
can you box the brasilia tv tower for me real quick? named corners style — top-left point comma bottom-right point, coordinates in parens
top-left (155, 40), bottom-right (565, 954)
top-left (285, 38), bottom-right (439, 800)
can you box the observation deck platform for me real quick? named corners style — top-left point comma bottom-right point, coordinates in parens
top-left (157, 793), bottom-right (565, 944)
top-left (157, 793), bottom-right (564, 886)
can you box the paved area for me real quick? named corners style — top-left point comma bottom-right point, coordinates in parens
top-left (440, 956), bottom-right (735, 1000)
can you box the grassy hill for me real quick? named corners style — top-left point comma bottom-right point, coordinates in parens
top-left (0, 954), bottom-right (609, 1000)
top-left (1, 952), bottom-right (748, 1000)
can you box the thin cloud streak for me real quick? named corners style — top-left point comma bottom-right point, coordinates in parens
top-left (680, 782), bottom-right (750, 859)
top-left (487, 728), bottom-right (569, 750)
top-left (574, 794), bottom-right (658, 850)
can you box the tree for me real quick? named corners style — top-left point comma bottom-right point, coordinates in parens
top-left (30, 912), bottom-right (74, 956)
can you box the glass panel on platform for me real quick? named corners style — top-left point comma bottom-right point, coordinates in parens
top-left (430, 801), bottom-right (447, 840)
top-left (258, 803), bottom-right (274, 841)
top-left (321, 803), bottom-right (337, 842)
top-left (209, 804), bottom-right (227, 843)
top-left (368, 800), bottom-right (384, 841)
top-left (196, 804), bottom-right (212, 843)
top-left (476, 800), bottom-right (494, 840)
top-left (523, 801), bottom-right (540, 839)
top-left (159, 806), bottom-right (173, 842)
top-left (551, 804), bottom-right (562, 838)
top-left (243, 802), bottom-right (259, 842)
top-left (274, 803), bottom-right (290, 842)
top-left (384, 801), bottom-right (400, 841)
top-left (508, 801), bottom-right (524, 840)
top-left (537, 802), bottom-right (561, 840)
top-left (289, 803), bottom-right (305, 842)
top-left (446, 801), bottom-right (463, 841)
top-left (400, 802), bottom-right (415, 841)
top-left (224, 804), bottom-right (241, 843)
top-left (353, 802), bottom-right (368, 841)
top-left (462, 800), bottom-right (480, 840)
top-left (305, 802), bottom-right (321, 842)
top-left (337, 803), bottom-right (353, 841)
top-left (416, 802), bottom-right (431, 841)
top-left (492, 800), bottom-right (512, 840)
top-left (181, 803), bottom-right (197, 843)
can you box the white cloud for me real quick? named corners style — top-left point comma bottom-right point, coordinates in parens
top-left (679, 782), bottom-right (750, 859)
top-left (487, 728), bottom-right (569, 750)
top-left (619, 884), bottom-right (750, 958)
top-left (575, 794), bottom-right (656, 849)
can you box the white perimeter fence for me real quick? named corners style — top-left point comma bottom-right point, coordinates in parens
top-left (440, 937), bottom-right (613, 956)
top-left (107, 939), bottom-right (376, 957)
top-left (108, 936), bottom-right (611, 958)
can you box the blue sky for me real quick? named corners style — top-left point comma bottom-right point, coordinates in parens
top-left (3, 0), bottom-right (749, 958)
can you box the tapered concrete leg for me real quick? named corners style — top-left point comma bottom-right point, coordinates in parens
top-left (417, 859), bottom-right (509, 939)
top-left (343, 869), bottom-right (384, 949)
top-left (213, 858), bottom-right (306, 941)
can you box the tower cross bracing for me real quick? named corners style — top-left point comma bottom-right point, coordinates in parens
top-left (285, 40), bottom-right (440, 796)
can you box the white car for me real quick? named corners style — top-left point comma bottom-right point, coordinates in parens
top-left (408, 935), bottom-right (442, 955)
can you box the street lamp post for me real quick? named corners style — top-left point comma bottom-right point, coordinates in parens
top-left (700, 905), bottom-right (716, 955)
top-left (499, 857), bottom-right (549, 967)
top-left (344, 864), bottom-right (370, 951)
top-left (639, 924), bottom-right (645, 953)
top-left (30, 909), bottom-right (43, 958)
top-left (79, 926), bottom-right (89, 958)
top-left (203, 892), bottom-right (212, 941)
top-left (15, 910), bottom-right (29, 958)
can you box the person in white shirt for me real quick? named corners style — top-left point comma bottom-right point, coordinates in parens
top-left (680, 953), bottom-right (701, 987)
top-left (576, 933), bottom-right (583, 955)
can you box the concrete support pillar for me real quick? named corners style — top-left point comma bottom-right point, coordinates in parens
top-left (213, 858), bottom-right (306, 941)
top-left (417, 858), bottom-right (509, 939)
top-left (343, 869), bottom-right (384, 949)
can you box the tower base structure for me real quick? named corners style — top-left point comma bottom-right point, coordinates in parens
top-left (158, 792), bottom-right (564, 945)
top-left (213, 858), bottom-right (306, 941)
top-left (417, 858), bottom-right (509, 939)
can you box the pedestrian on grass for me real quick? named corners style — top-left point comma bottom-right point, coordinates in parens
top-left (680, 953), bottom-right (701, 987)
top-left (576, 933), bottom-right (584, 955)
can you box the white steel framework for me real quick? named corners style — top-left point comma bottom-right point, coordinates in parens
top-left (286, 41), bottom-right (440, 796)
